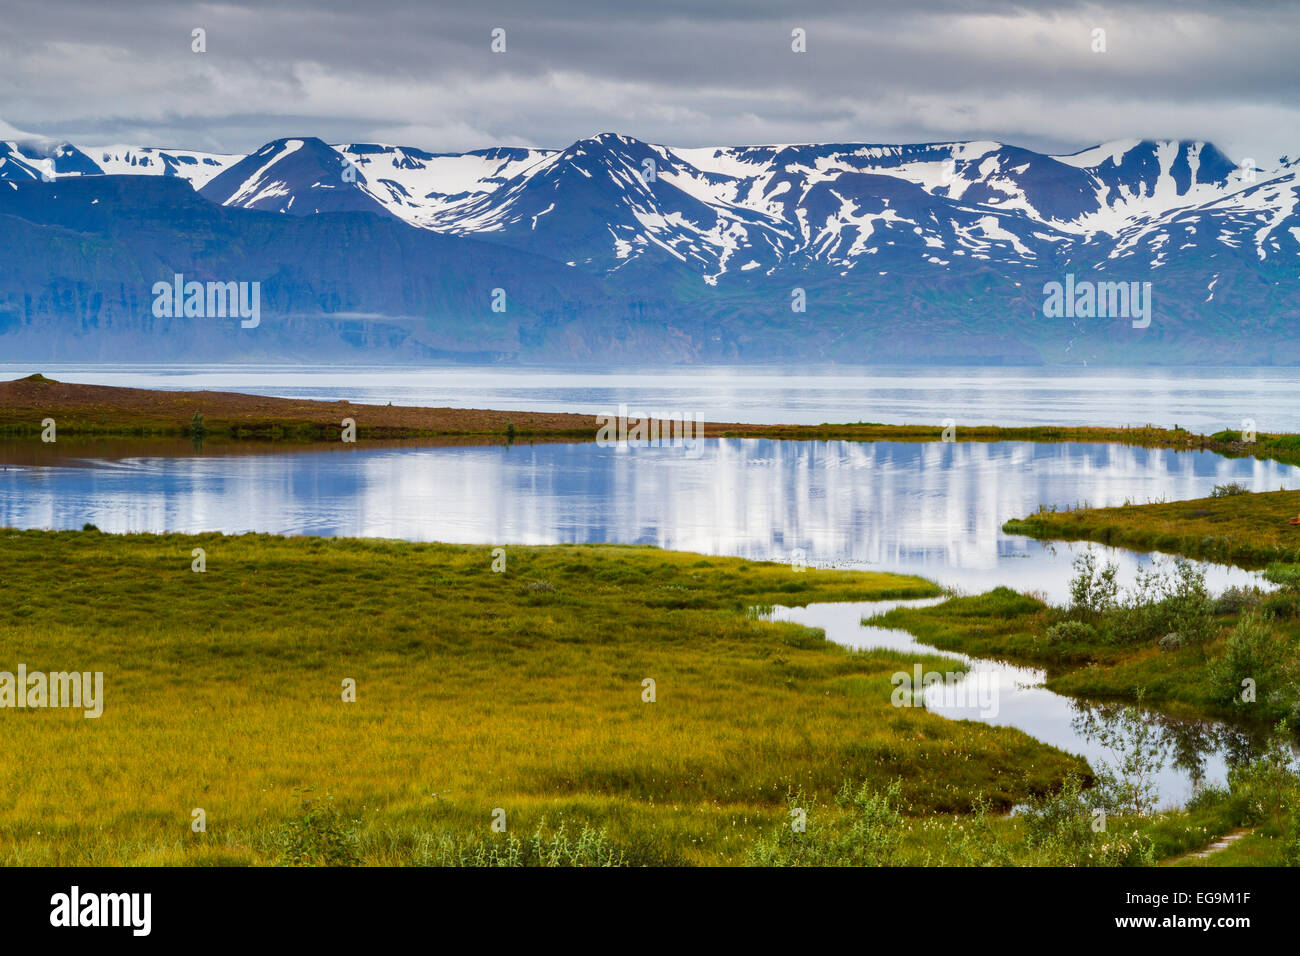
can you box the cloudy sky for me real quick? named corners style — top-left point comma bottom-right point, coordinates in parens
top-left (1, 0), bottom-right (1296, 163)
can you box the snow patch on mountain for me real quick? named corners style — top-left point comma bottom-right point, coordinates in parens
top-left (92, 146), bottom-right (239, 188)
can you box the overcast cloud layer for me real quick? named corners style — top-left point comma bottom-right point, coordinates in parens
top-left (1, 0), bottom-right (1297, 163)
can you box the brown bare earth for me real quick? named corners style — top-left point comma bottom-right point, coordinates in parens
top-left (0, 373), bottom-right (752, 442)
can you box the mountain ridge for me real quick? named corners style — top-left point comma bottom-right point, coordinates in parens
top-left (0, 131), bottom-right (1296, 365)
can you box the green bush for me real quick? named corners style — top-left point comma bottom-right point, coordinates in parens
top-left (1262, 591), bottom-right (1300, 620)
top-left (1044, 620), bottom-right (1099, 647)
top-left (1108, 561), bottom-right (1215, 648)
top-left (1020, 773), bottom-right (1156, 867)
top-left (1214, 586), bottom-right (1263, 615)
top-left (1068, 552), bottom-right (1120, 617)
top-left (1264, 563), bottom-right (1300, 590)
top-left (1163, 561), bottom-right (1217, 649)
top-left (273, 792), bottom-right (361, 867)
top-left (1211, 613), bottom-right (1299, 723)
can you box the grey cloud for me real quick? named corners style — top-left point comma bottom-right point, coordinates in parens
top-left (0, 0), bottom-right (1296, 162)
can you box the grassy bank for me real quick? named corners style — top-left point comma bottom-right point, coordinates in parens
top-left (869, 572), bottom-right (1300, 865)
top-left (3, 528), bottom-right (1296, 865)
top-left (1004, 488), bottom-right (1300, 568)
top-left (873, 561), bottom-right (1300, 730)
top-left (0, 528), bottom-right (1101, 866)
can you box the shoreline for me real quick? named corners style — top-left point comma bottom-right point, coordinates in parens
top-left (3, 374), bottom-right (1299, 469)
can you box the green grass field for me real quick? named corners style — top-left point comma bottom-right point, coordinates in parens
top-left (0, 528), bottom-right (1097, 866)
top-left (5, 502), bottom-right (1298, 865)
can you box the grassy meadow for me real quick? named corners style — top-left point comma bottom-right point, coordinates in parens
top-left (0, 528), bottom-right (1097, 866)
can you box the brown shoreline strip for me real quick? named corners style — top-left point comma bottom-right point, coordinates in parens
top-left (1, 375), bottom-right (1298, 472)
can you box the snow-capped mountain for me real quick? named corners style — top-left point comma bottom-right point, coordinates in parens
top-left (0, 131), bottom-right (1296, 365)
top-left (221, 135), bottom-right (1300, 282)
top-left (334, 142), bottom-right (556, 231)
top-left (0, 139), bottom-right (238, 187)
top-left (0, 140), bottom-right (101, 181)
top-left (199, 138), bottom-right (390, 216)
top-left (7, 132), bottom-right (1297, 279)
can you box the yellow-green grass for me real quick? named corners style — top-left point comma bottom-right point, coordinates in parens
top-left (0, 529), bottom-right (1087, 866)
top-left (1004, 488), bottom-right (1300, 568)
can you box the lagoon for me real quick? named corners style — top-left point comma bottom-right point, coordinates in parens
top-left (2, 436), bottom-right (1295, 604)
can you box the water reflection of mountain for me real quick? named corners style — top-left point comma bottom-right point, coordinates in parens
top-left (2, 438), bottom-right (1296, 602)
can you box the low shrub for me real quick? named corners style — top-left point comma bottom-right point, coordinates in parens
top-left (1211, 614), bottom-right (1299, 724)
top-left (1264, 563), bottom-right (1300, 590)
top-left (1044, 620), bottom-right (1099, 647)
top-left (1214, 586), bottom-right (1263, 615)
top-left (273, 793), bottom-right (361, 867)
top-left (1020, 773), bottom-right (1156, 867)
top-left (1262, 591), bottom-right (1300, 620)
top-left (1067, 552), bottom-right (1120, 617)
top-left (1108, 561), bottom-right (1215, 649)
top-left (411, 820), bottom-right (628, 867)
top-left (1227, 724), bottom-right (1300, 863)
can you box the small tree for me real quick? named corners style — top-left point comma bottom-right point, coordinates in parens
top-left (1212, 613), bottom-right (1298, 722)
top-left (1068, 552), bottom-right (1119, 617)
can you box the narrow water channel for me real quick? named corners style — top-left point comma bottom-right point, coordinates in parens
top-left (764, 598), bottom-right (1256, 809)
